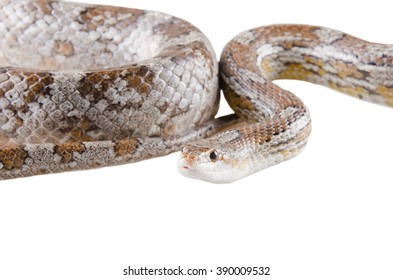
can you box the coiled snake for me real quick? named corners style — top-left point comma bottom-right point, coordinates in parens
top-left (0, 0), bottom-right (392, 182)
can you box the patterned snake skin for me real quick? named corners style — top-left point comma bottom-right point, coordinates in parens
top-left (1, 0), bottom-right (392, 182)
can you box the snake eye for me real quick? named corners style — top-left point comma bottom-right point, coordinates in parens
top-left (209, 150), bottom-right (218, 161)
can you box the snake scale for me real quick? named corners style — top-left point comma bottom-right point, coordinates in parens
top-left (0, 0), bottom-right (392, 182)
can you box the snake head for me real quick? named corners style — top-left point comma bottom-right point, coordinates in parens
top-left (177, 141), bottom-right (249, 183)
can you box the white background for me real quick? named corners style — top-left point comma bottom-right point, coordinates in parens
top-left (1, 0), bottom-right (393, 279)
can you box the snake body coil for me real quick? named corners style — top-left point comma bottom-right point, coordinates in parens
top-left (1, 0), bottom-right (392, 182)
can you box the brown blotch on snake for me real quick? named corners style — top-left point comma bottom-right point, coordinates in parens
top-left (55, 142), bottom-right (86, 163)
top-left (0, 146), bottom-right (27, 170)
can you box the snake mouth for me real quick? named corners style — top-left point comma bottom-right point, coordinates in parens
top-left (177, 158), bottom-right (196, 174)
top-left (179, 163), bottom-right (193, 171)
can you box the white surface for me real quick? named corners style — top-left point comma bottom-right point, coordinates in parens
top-left (1, 0), bottom-right (393, 279)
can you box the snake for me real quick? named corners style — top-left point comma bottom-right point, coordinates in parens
top-left (0, 0), bottom-right (392, 183)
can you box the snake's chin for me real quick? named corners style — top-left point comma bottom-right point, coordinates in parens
top-left (177, 157), bottom-right (242, 184)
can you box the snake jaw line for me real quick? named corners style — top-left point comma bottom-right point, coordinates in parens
top-left (177, 142), bottom-right (251, 183)
top-left (177, 145), bottom-right (233, 183)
